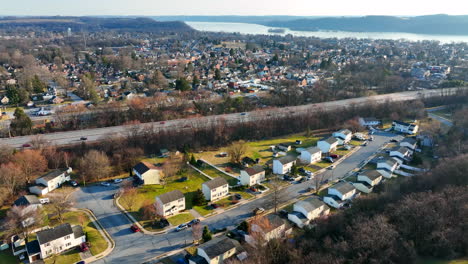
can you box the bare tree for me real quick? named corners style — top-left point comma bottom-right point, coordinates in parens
top-left (78, 150), bottom-right (111, 185)
top-left (227, 140), bottom-right (248, 165)
top-left (269, 177), bottom-right (283, 214)
top-left (0, 162), bottom-right (25, 196)
top-left (119, 182), bottom-right (138, 212)
top-left (30, 135), bottom-right (48, 150)
top-left (192, 222), bottom-right (203, 244)
top-left (2, 205), bottom-right (43, 240)
top-left (47, 188), bottom-right (74, 223)
top-left (13, 149), bottom-right (47, 183)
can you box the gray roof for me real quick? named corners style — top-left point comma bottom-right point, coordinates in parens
top-left (14, 195), bottom-right (41, 207)
top-left (288, 211), bottom-right (308, 223)
top-left (39, 169), bottom-right (67, 181)
top-left (362, 117), bottom-right (380, 122)
top-left (198, 237), bottom-right (241, 259)
top-left (72, 225), bottom-right (84, 239)
top-left (359, 170), bottom-right (383, 181)
top-left (157, 190), bottom-right (184, 204)
top-left (37, 223), bottom-right (73, 245)
top-left (276, 155), bottom-right (297, 165)
top-left (320, 136), bottom-right (339, 145)
top-left (263, 214), bottom-right (286, 230)
top-left (243, 165), bottom-right (265, 176)
top-left (401, 137), bottom-right (417, 145)
top-left (329, 181), bottom-right (355, 195)
top-left (381, 158), bottom-right (398, 167)
top-left (391, 146), bottom-right (410, 155)
top-left (296, 197), bottom-right (327, 213)
top-left (133, 161), bottom-right (158, 175)
top-left (337, 129), bottom-right (352, 135)
top-left (26, 240), bottom-right (40, 255)
top-left (203, 177), bottom-right (228, 190)
top-left (304, 147), bottom-right (321, 155)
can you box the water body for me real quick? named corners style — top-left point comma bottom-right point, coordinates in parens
top-left (186, 21), bottom-right (468, 43)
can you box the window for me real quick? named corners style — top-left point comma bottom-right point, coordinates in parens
top-left (66, 242), bottom-right (71, 247)
top-left (46, 242), bottom-right (50, 247)
top-left (64, 235), bottom-right (70, 240)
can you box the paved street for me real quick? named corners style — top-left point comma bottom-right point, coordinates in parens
top-left (1, 87), bottom-right (460, 148)
top-left (73, 132), bottom-right (397, 263)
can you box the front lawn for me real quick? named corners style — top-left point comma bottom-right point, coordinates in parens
top-left (314, 160), bottom-right (333, 168)
top-left (192, 205), bottom-right (214, 216)
top-left (0, 251), bottom-right (17, 264)
top-left (167, 213), bottom-right (194, 226)
top-left (44, 249), bottom-right (81, 264)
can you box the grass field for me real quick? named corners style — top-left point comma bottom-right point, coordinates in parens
top-left (167, 212), bottom-right (194, 226)
top-left (44, 249), bottom-right (81, 264)
top-left (0, 251), bottom-right (17, 264)
top-left (199, 165), bottom-right (238, 186)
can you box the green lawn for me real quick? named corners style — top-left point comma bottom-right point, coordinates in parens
top-left (0, 251), bottom-right (17, 264)
top-left (192, 205), bottom-right (214, 216)
top-left (167, 212), bottom-right (194, 226)
top-left (349, 140), bottom-right (363, 146)
top-left (44, 249), bottom-right (81, 264)
top-left (199, 165), bottom-right (238, 186)
top-left (314, 160), bottom-right (333, 168)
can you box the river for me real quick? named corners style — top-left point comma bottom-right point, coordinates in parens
top-left (186, 21), bottom-right (468, 43)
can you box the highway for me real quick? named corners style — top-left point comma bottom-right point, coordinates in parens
top-left (0, 87), bottom-right (464, 148)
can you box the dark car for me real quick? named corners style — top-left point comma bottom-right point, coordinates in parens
top-left (22, 143), bottom-right (31, 148)
top-left (130, 224), bottom-right (141, 233)
top-left (80, 137), bottom-right (88, 141)
top-left (234, 193), bottom-right (242, 200)
top-left (211, 204), bottom-right (219, 209)
top-left (279, 209), bottom-right (288, 218)
top-left (69, 180), bottom-right (78, 187)
top-left (390, 139), bottom-right (398, 143)
top-left (187, 219), bottom-right (200, 227)
top-left (298, 168), bottom-right (306, 174)
top-left (329, 154), bottom-right (339, 159)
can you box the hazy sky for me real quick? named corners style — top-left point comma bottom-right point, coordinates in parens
top-left (3, 0), bottom-right (468, 16)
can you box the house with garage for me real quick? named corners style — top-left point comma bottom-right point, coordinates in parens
top-left (353, 170), bottom-right (384, 193)
top-left (332, 129), bottom-right (353, 144)
top-left (377, 158), bottom-right (400, 178)
top-left (240, 165), bottom-right (266, 186)
top-left (358, 117), bottom-right (381, 127)
top-left (133, 161), bottom-right (161, 185)
top-left (276, 143), bottom-right (291, 152)
top-left (317, 136), bottom-right (339, 153)
top-left (400, 137), bottom-right (418, 150)
top-left (29, 168), bottom-right (72, 196)
top-left (155, 190), bottom-right (186, 217)
top-left (392, 120), bottom-right (419, 135)
top-left (13, 195), bottom-right (46, 227)
top-left (26, 223), bottom-right (86, 262)
top-left (202, 177), bottom-right (229, 202)
top-left (288, 197), bottom-right (330, 228)
top-left (246, 214), bottom-right (292, 245)
top-left (300, 147), bottom-right (322, 164)
top-left (189, 236), bottom-right (246, 264)
top-left (390, 146), bottom-right (412, 161)
top-left (272, 155), bottom-right (297, 174)
top-left (323, 182), bottom-right (357, 209)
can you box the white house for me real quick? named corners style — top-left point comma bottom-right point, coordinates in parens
top-left (358, 117), bottom-right (381, 127)
top-left (288, 197), bottom-right (330, 228)
top-left (272, 156), bottom-right (297, 175)
top-left (27, 223), bottom-right (86, 262)
top-left (246, 214), bottom-right (292, 245)
top-left (277, 143), bottom-right (291, 152)
top-left (155, 190), bottom-right (185, 217)
top-left (377, 158), bottom-right (400, 178)
top-left (133, 161), bottom-right (161, 185)
top-left (400, 137), bottom-right (418, 150)
top-left (332, 129), bottom-right (353, 144)
top-left (353, 170), bottom-right (384, 193)
top-left (13, 195), bottom-right (45, 227)
top-left (392, 120), bottom-right (419, 134)
top-left (240, 165), bottom-right (265, 186)
top-left (317, 136), bottom-right (339, 153)
top-left (189, 237), bottom-right (246, 264)
top-left (300, 147), bottom-right (322, 164)
top-left (29, 168), bottom-right (72, 196)
top-left (390, 146), bottom-right (412, 161)
top-left (323, 182), bottom-right (357, 209)
top-left (202, 177), bottom-right (229, 202)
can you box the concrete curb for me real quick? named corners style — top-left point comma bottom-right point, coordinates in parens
top-left (70, 208), bottom-right (115, 263)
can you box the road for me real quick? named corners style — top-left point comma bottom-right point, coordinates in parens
top-left (0, 87), bottom-right (464, 148)
top-left (426, 106), bottom-right (454, 127)
top-left (73, 132), bottom-right (396, 264)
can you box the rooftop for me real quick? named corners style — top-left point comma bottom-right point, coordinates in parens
top-left (157, 190), bottom-right (184, 204)
top-left (37, 223), bottom-right (74, 245)
top-left (133, 161), bottom-right (159, 175)
top-left (303, 147), bottom-right (321, 155)
top-left (359, 170), bottom-right (383, 181)
top-left (296, 197), bottom-right (327, 213)
top-left (14, 195), bottom-right (41, 207)
top-left (244, 165), bottom-right (265, 176)
top-left (329, 181), bottom-right (356, 195)
top-left (276, 155), bottom-right (296, 165)
top-left (198, 237), bottom-right (241, 259)
top-left (203, 177), bottom-right (228, 190)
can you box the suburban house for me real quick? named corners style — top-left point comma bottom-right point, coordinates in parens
top-left (29, 168), bottom-right (72, 196)
top-left (240, 165), bottom-right (266, 186)
top-left (353, 170), bottom-right (384, 193)
top-left (400, 137), bottom-right (418, 150)
top-left (272, 156), bottom-right (297, 175)
top-left (277, 143), bottom-right (291, 152)
top-left (390, 146), bottom-right (412, 161)
top-left (317, 136), bottom-right (339, 153)
top-left (202, 177), bottom-right (229, 202)
top-left (358, 117), bottom-right (381, 127)
top-left (377, 158), bottom-right (400, 178)
top-left (288, 197), bottom-right (330, 228)
top-left (13, 195), bottom-right (45, 227)
top-left (332, 129), bottom-right (353, 144)
top-left (189, 236), bottom-right (246, 264)
top-left (323, 182), bottom-right (357, 209)
top-left (133, 161), bottom-right (161, 185)
top-left (155, 190), bottom-right (185, 217)
top-left (392, 120), bottom-right (419, 134)
top-left (246, 214), bottom-right (292, 245)
top-left (26, 223), bottom-right (86, 262)
top-left (300, 147), bottom-right (322, 164)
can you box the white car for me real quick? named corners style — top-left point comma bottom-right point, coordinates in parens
top-left (114, 179), bottom-right (123, 183)
top-left (100, 182), bottom-right (111, 187)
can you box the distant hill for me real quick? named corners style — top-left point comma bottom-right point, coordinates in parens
top-left (153, 15), bottom-right (325, 24)
top-left (262, 15), bottom-right (468, 35)
top-left (0, 16), bottom-right (194, 33)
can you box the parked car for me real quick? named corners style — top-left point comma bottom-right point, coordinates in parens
top-left (362, 142), bottom-right (368, 146)
top-left (100, 182), bottom-right (111, 187)
top-left (176, 224), bottom-right (188, 232)
top-left (80, 137), bottom-right (88, 141)
top-left (253, 207), bottom-right (265, 215)
top-left (69, 180), bottom-right (78, 187)
top-left (113, 178), bottom-right (123, 184)
top-left (324, 157), bottom-right (334, 163)
top-left (234, 193), bottom-right (242, 200)
top-left (279, 210), bottom-right (288, 218)
top-left (22, 143), bottom-right (31, 148)
top-left (187, 219), bottom-right (200, 227)
top-left (321, 179), bottom-right (329, 184)
top-left (329, 154), bottom-right (339, 159)
top-left (160, 121), bottom-right (165, 124)
top-left (240, 112), bottom-right (247, 115)
top-left (130, 224), bottom-right (140, 233)
top-left (211, 204), bottom-right (219, 209)
top-left (390, 139), bottom-right (398, 143)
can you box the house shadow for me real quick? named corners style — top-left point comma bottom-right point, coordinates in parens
top-left (90, 214), bottom-right (131, 229)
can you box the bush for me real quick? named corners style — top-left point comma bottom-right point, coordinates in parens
top-left (202, 226), bottom-right (212, 242)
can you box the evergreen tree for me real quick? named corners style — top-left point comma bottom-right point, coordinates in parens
top-left (10, 108), bottom-right (32, 136)
top-left (214, 69), bottom-right (221, 81)
top-left (202, 226), bottom-right (212, 242)
top-left (175, 78), bottom-right (191, 91)
top-left (32, 75), bottom-right (46, 94)
top-left (5, 85), bottom-right (20, 105)
top-left (192, 189), bottom-right (206, 206)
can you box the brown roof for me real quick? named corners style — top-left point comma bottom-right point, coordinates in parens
top-left (244, 165), bottom-right (265, 176)
top-left (203, 177), bottom-right (228, 190)
top-left (157, 190), bottom-right (184, 204)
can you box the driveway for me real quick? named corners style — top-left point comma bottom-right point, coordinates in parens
top-left (73, 132), bottom-right (397, 263)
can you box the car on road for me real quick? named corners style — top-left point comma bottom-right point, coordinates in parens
top-left (321, 179), bottom-right (329, 185)
top-left (362, 141), bottom-right (368, 146)
top-left (187, 219), bottom-right (200, 227)
top-left (306, 174), bottom-right (314, 181)
top-left (253, 207), bottom-right (265, 215)
top-left (113, 178), bottom-right (123, 184)
top-left (69, 180), bottom-right (78, 187)
top-left (100, 182), bottom-right (111, 187)
top-left (80, 137), bottom-right (88, 141)
top-left (22, 143), bottom-right (31, 148)
top-left (175, 223), bottom-right (188, 232)
top-left (240, 112), bottom-right (247, 115)
top-left (130, 224), bottom-right (140, 233)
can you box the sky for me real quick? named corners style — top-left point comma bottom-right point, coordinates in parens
top-left (2, 0), bottom-right (468, 17)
